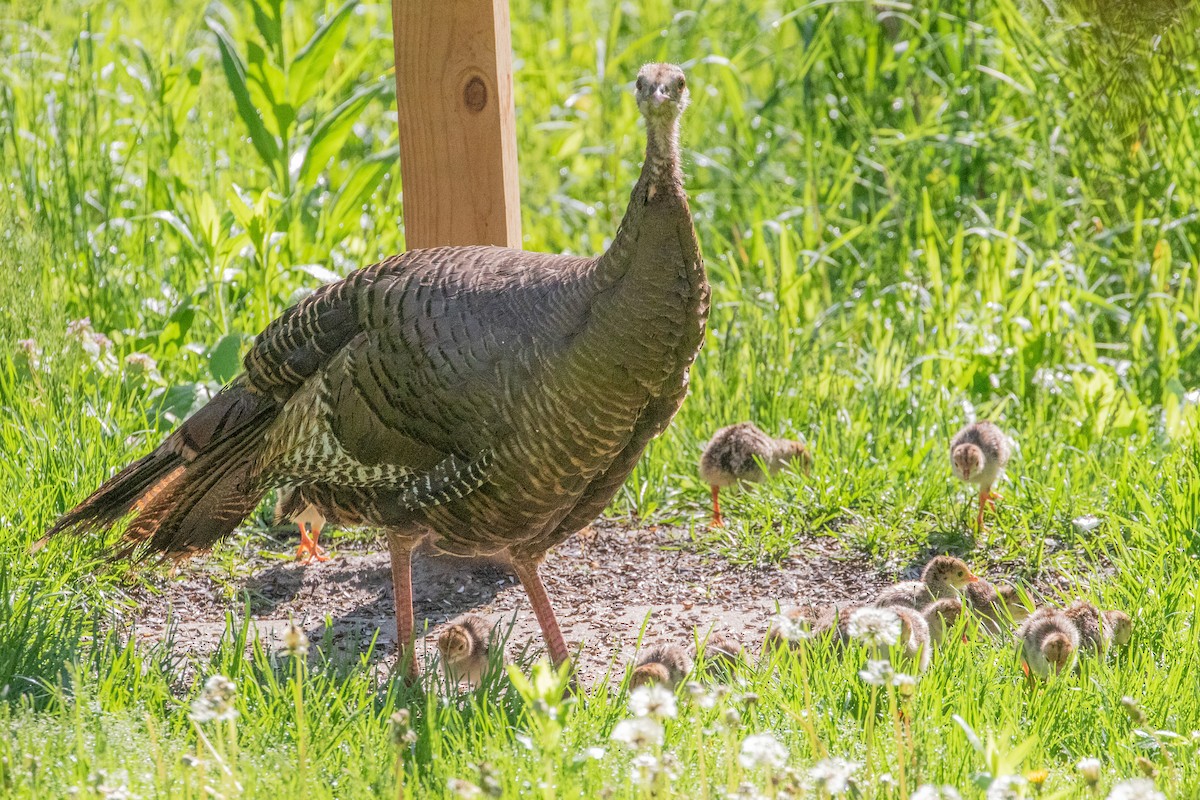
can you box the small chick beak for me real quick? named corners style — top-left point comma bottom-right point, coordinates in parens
top-left (966, 573), bottom-right (980, 583)
top-left (651, 86), bottom-right (671, 105)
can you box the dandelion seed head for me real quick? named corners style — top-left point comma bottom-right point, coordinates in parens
top-left (1106, 778), bottom-right (1166, 800)
top-left (189, 675), bottom-right (237, 723)
top-left (986, 775), bottom-right (1027, 800)
top-left (858, 659), bottom-right (894, 686)
top-left (738, 732), bottom-right (788, 771)
top-left (610, 717), bottom-right (664, 751)
top-left (1076, 758), bottom-right (1102, 786)
top-left (769, 612), bottom-right (813, 642)
top-left (629, 684), bottom-right (677, 719)
top-left (807, 757), bottom-right (859, 796)
top-left (847, 608), bottom-right (902, 648)
top-left (282, 623), bottom-right (309, 657)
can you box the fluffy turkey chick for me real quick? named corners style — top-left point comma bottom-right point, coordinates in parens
top-left (693, 631), bottom-right (743, 674)
top-left (923, 598), bottom-right (965, 647)
top-left (950, 421), bottom-right (1012, 531)
top-left (699, 422), bottom-right (811, 526)
top-left (1064, 601), bottom-right (1134, 656)
top-left (1017, 608), bottom-right (1080, 678)
top-left (437, 615), bottom-right (496, 685)
top-left (1105, 610), bottom-right (1133, 647)
top-left (965, 579), bottom-right (1027, 636)
top-left (630, 644), bottom-right (693, 689)
top-left (891, 606), bottom-right (932, 672)
top-left (871, 556), bottom-right (979, 608)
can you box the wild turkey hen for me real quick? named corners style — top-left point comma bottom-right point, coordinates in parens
top-left (43, 63), bottom-right (708, 678)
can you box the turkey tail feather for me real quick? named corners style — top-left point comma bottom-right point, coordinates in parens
top-left (40, 377), bottom-right (277, 559)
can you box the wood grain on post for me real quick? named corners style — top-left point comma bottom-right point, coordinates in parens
top-left (391, 0), bottom-right (522, 250)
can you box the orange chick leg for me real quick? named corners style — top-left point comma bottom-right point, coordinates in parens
top-left (388, 538), bottom-right (418, 682)
top-left (295, 522), bottom-right (330, 564)
top-left (710, 485), bottom-right (724, 527)
top-left (512, 559), bottom-right (570, 668)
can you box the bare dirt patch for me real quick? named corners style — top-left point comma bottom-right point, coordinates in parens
top-left (128, 521), bottom-right (888, 684)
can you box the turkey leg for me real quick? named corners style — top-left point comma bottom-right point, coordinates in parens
top-left (511, 559), bottom-right (569, 667)
top-left (388, 538), bottom-right (418, 682)
top-left (710, 485), bottom-right (723, 527)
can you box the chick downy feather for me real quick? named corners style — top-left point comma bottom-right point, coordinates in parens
top-left (630, 643), bottom-right (693, 689)
top-left (1017, 608), bottom-right (1080, 678)
top-left (871, 556), bottom-right (978, 609)
top-left (437, 614), bottom-right (497, 684)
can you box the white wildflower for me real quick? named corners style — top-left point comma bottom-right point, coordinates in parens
top-left (1107, 779), bottom-right (1166, 800)
top-left (585, 746), bottom-right (605, 760)
top-left (847, 608), bottom-right (902, 648)
top-left (892, 672), bottom-right (917, 698)
top-left (447, 777), bottom-right (482, 798)
top-left (858, 659), bottom-right (894, 686)
top-left (770, 612), bottom-right (812, 642)
top-left (610, 717), bottom-right (663, 751)
top-left (630, 753), bottom-right (662, 785)
top-left (808, 758), bottom-right (859, 796)
top-left (282, 623), bottom-right (309, 657)
top-left (189, 675), bottom-right (237, 723)
top-left (1076, 758), bottom-right (1102, 786)
top-left (911, 785), bottom-right (963, 800)
top-left (738, 732), bottom-right (788, 771)
top-left (986, 774), bottom-right (1027, 800)
top-left (629, 684), bottom-right (677, 719)
top-left (1073, 515), bottom-right (1102, 533)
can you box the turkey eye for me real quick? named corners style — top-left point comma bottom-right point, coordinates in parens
top-left (636, 77), bottom-right (647, 91)
top-left (676, 77), bottom-right (686, 91)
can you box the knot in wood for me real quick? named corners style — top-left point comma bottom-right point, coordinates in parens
top-left (462, 75), bottom-right (488, 113)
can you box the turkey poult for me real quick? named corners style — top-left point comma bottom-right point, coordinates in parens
top-left (437, 614), bottom-right (497, 686)
top-left (1017, 608), bottom-right (1080, 679)
top-left (41, 63), bottom-right (709, 679)
top-left (629, 644), bottom-right (693, 689)
top-left (699, 422), bottom-right (811, 526)
top-left (949, 421), bottom-right (1012, 531)
top-left (870, 555), bottom-right (979, 609)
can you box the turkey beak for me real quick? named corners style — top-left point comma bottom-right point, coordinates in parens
top-left (651, 85), bottom-right (672, 106)
top-left (967, 573), bottom-right (980, 583)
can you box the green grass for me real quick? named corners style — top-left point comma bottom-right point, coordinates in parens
top-left (2, 0), bottom-right (1200, 796)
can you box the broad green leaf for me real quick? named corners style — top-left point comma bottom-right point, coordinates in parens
top-left (297, 80), bottom-right (389, 186)
top-left (326, 146), bottom-right (397, 238)
top-left (289, 0), bottom-right (358, 106)
top-left (208, 333), bottom-right (245, 384)
top-left (206, 19), bottom-right (281, 179)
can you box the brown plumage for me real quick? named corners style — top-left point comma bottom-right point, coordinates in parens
top-left (437, 614), bottom-right (497, 685)
top-left (891, 606), bottom-right (932, 672)
top-left (41, 63), bottom-right (709, 679)
top-left (1017, 608), bottom-right (1080, 678)
top-left (870, 556), bottom-right (979, 609)
top-left (1063, 601), bottom-right (1133, 656)
top-left (964, 579), bottom-right (1027, 636)
top-left (950, 421), bottom-right (1012, 531)
top-left (923, 598), bottom-right (965, 647)
top-left (630, 643), bottom-right (693, 689)
top-left (693, 631), bottom-right (743, 673)
top-left (698, 422), bottom-right (811, 525)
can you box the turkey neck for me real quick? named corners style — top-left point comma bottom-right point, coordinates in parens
top-left (592, 110), bottom-right (697, 287)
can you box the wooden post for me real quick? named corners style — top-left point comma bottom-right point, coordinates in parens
top-left (391, 0), bottom-right (522, 250)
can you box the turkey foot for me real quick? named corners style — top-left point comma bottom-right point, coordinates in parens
top-left (710, 485), bottom-right (724, 527)
top-left (295, 523), bottom-right (329, 564)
